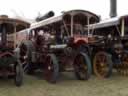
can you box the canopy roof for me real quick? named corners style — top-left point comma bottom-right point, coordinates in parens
top-left (30, 10), bottom-right (100, 30)
top-left (0, 15), bottom-right (30, 34)
top-left (88, 15), bottom-right (128, 29)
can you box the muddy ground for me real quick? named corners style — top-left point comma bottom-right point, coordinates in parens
top-left (0, 72), bottom-right (128, 96)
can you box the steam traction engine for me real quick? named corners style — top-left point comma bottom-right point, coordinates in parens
top-left (0, 15), bottom-right (30, 86)
top-left (19, 10), bottom-right (100, 83)
top-left (88, 15), bottom-right (128, 78)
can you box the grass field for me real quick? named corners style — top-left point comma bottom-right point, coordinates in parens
top-left (0, 72), bottom-right (128, 96)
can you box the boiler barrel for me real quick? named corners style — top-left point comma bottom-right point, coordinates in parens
top-left (36, 11), bottom-right (55, 22)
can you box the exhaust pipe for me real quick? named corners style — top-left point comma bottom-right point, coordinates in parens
top-left (110, 0), bottom-right (117, 18)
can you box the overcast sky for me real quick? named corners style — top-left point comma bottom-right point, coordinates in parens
top-left (0, 0), bottom-right (128, 20)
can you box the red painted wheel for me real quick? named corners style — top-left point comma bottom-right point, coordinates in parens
top-left (44, 54), bottom-right (59, 83)
top-left (93, 51), bottom-right (113, 78)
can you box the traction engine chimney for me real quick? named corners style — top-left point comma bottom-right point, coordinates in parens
top-left (110, 0), bottom-right (117, 18)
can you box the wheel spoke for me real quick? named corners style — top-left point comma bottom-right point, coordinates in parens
top-left (44, 54), bottom-right (59, 83)
top-left (74, 52), bottom-right (91, 80)
top-left (93, 52), bottom-right (112, 78)
top-left (117, 52), bottom-right (128, 76)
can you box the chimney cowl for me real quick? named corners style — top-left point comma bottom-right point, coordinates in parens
top-left (110, 0), bottom-right (117, 18)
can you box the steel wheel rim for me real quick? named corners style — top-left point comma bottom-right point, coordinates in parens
top-left (15, 64), bottom-right (21, 82)
top-left (117, 52), bottom-right (128, 75)
top-left (93, 52), bottom-right (109, 78)
top-left (20, 44), bottom-right (27, 56)
top-left (74, 54), bottom-right (88, 79)
top-left (45, 56), bottom-right (54, 81)
top-left (20, 44), bottom-right (27, 64)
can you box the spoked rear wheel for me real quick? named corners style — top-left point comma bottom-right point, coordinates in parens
top-left (44, 54), bottom-right (59, 83)
top-left (116, 51), bottom-right (128, 75)
top-left (93, 51), bottom-right (113, 78)
top-left (74, 52), bottom-right (92, 80)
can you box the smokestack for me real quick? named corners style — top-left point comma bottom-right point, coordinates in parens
top-left (110, 0), bottom-right (117, 18)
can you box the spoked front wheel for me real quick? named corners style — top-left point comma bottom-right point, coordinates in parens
top-left (15, 61), bottom-right (23, 87)
top-left (44, 54), bottom-right (59, 83)
top-left (74, 52), bottom-right (92, 80)
top-left (93, 51), bottom-right (113, 78)
top-left (116, 51), bottom-right (128, 75)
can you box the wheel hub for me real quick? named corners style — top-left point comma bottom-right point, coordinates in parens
top-left (48, 66), bottom-right (51, 70)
